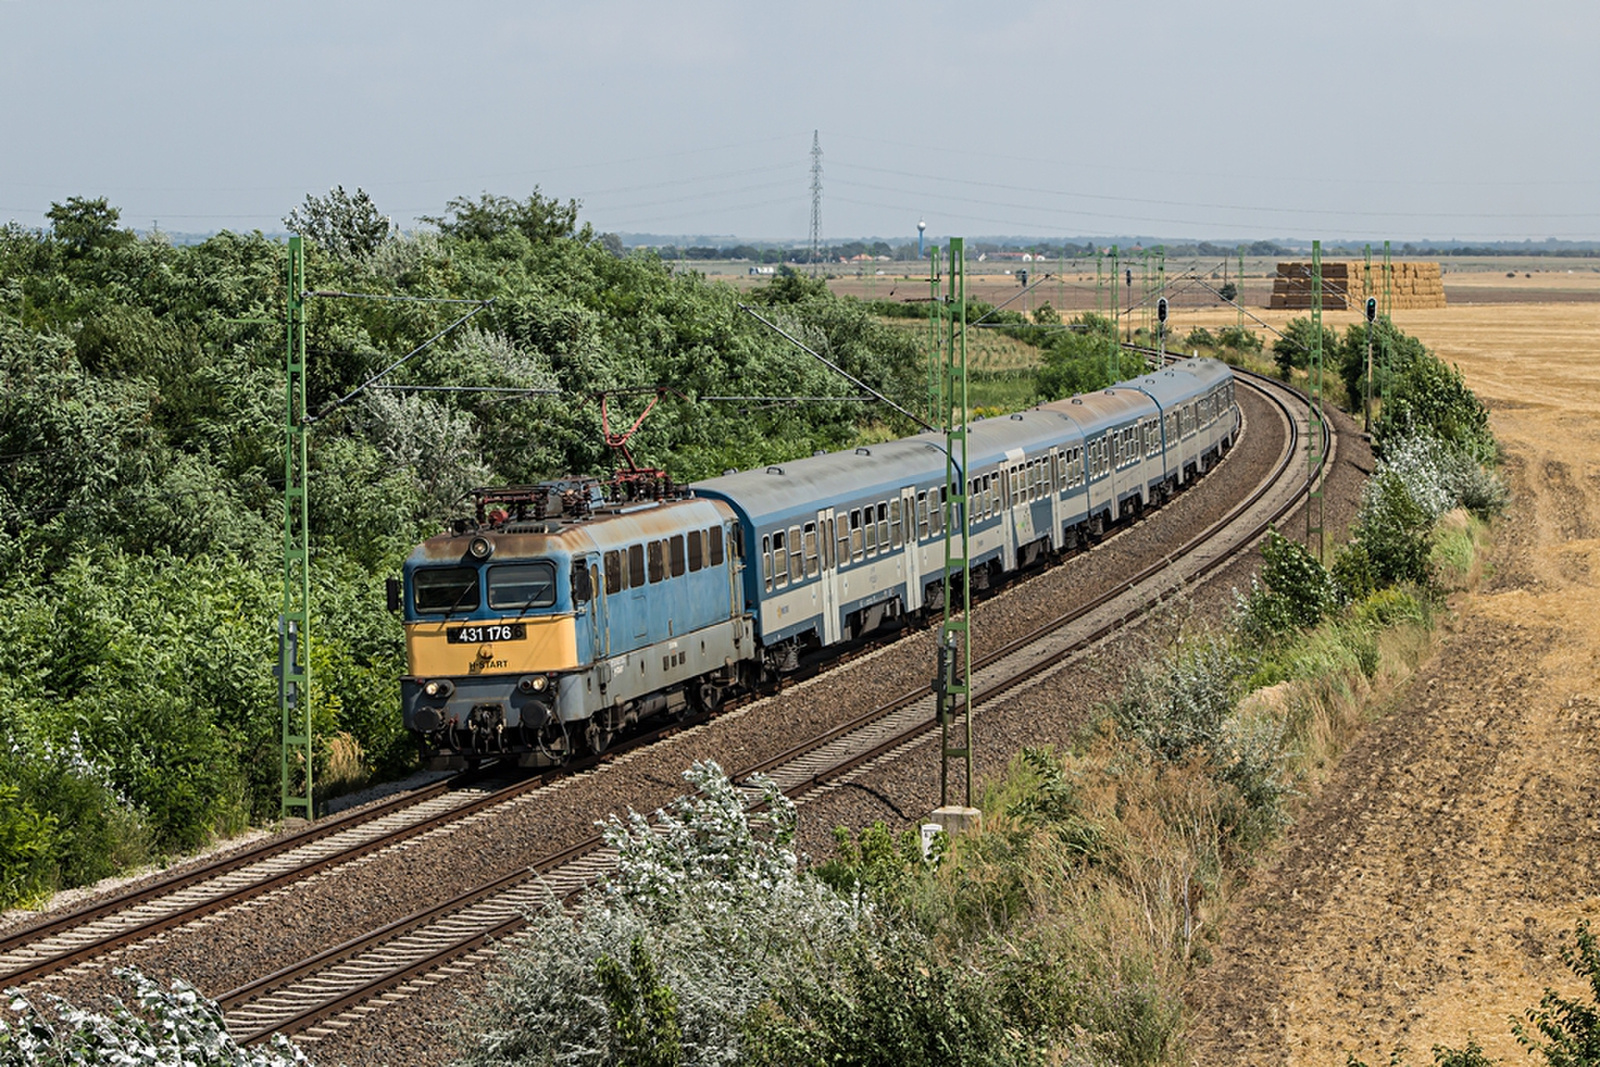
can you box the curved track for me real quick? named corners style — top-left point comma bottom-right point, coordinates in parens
top-left (0, 366), bottom-right (1329, 1049)
top-left (214, 368), bottom-right (1328, 1046)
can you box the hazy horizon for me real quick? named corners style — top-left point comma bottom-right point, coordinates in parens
top-left (4, 2), bottom-right (1596, 246)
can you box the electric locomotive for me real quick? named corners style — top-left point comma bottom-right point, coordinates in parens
top-left (399, 481), bottom-right (751, 767)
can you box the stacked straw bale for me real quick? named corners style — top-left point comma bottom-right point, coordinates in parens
top-left (1269, 261), bottom-right (1445, 310)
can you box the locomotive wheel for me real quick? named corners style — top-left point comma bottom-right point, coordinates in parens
top-left (687, 681), bottom-right (723, 715)
top-left (585, 715), bottom-right (614, 755)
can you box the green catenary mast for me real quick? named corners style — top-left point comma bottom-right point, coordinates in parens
top-left (280, 236), bottom-right (313, 820)
top-left (938, 238), bottom-right (973, 810)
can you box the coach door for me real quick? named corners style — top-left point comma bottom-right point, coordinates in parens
top-left (816, 507), bottom-right (841, 645)
top-left (898, 487), bottom-right (920, 613)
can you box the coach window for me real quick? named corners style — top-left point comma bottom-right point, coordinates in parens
top-left (413, 566), bottom-right (479, 614)
top-left (784, 525), bottom-right (802, 582)
top-left (875, 502), bottom-right (889, 548)
top-left (849, 509), bottom-right (864, 560)
top-left (821, 519), bottom-right (833, 570)
top-left (781, 525), bottom-right (800, 582)
top-left (836, 518), bottom-right (850, 566)
top-left (863, 506), bottom-right (877, 555)
top-left (761, 535), bottom-right (773, 591)
top-left (773, 529), bottom-right (791, 588)
top-left (890, 499), bottom-right (903, 548)
top-left (687, 530), bottom-right (703, 572)
top-left (605, 550), bottom-right (623, 595)
top-left (803, 522), bottom-right (820, 577)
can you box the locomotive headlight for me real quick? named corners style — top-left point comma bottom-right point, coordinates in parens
top-left (516, 675), bottom-right (550, 695)
top-left (468, 536), bottom-right (493, 560)
top-left (423, 679), bottom-right (455, 700)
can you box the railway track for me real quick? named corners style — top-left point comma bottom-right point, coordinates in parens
top-left (210, 368), bottom-right (1328, 1046)
top-left (0, 710), bottom-right (721, 990)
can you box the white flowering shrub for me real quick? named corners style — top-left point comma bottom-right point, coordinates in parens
top-left (358, 390), bottom-right (493, 519)
top-left (1377, 431), bottom-right (1508, 524)
top-left (600, 761), bottom-right (799, 912)
top-left (1377, 432), bottom-right (1456, 523)
top-left (0, 968), bottom-right (309, 1066)
top-left (459, 761), bottom-right (868, 1067)
top-left (1112, 633), bottom-right (1242, 764)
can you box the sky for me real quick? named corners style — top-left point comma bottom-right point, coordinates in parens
top-left (2, 1), bottom-right (1597, 246)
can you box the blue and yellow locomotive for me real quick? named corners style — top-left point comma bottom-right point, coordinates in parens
top-left (400, 483), bottom-right (751, 766)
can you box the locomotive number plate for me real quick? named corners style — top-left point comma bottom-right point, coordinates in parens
top-left (446, 623), bottom-right (527, 644)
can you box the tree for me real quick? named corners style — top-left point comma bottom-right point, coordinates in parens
top-left (422, 187), bottom-right (583, 244)
top-left (1272, 317), bottom-right (1338, 378)
top-left (1035, 313), bottom-right (1117, 401)
top-left (283, 185), bottom-right (392, 260)
top-left (45, 196), bottom-right (133, 256)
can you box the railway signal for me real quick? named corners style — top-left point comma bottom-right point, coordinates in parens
top-left (1364, 297), bottom-right (1377, 433)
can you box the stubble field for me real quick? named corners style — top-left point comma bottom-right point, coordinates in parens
top-left (1180, 298), bottom-right (1600, 1063)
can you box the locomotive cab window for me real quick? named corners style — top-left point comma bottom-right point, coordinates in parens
top-left (605, 550), bottom-right (623, 595)
top-left (487, 562), bottom-right (556, 611)
top-left (413, 566), bottom-right (479, 614)
top-left (711, 525), bottom-right (727, 565)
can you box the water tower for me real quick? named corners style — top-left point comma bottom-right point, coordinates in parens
top-left (918, 218), bottom-right (927, 258)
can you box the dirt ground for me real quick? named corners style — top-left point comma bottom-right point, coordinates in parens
top-left (1184, 301), bottom-right (1600, 1063)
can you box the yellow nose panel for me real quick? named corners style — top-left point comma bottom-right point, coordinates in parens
top-left (406, 616), bottom-right (580, 676)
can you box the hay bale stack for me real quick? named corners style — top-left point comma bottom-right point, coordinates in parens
top-left (1269, 261), bottom-right (1445, 310)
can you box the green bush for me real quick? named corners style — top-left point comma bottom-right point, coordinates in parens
top-left (1272, 317), bottom-right (1338, 378)
top-left (1240, 529), bottom-right (1343, 641)
top-left (1035, 313), bottom-right (1117, 401)
top-left (0, 967), bottom-right (311, 1065)
top-left (1513, 919), bottom-right (1600, 1065)
top-left (0, 781), bottom-right (55, 910)
top-left (1354, 469), bottom-right (1435, 589)
top-left (1216, 325), bottom-right (1262, 354)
